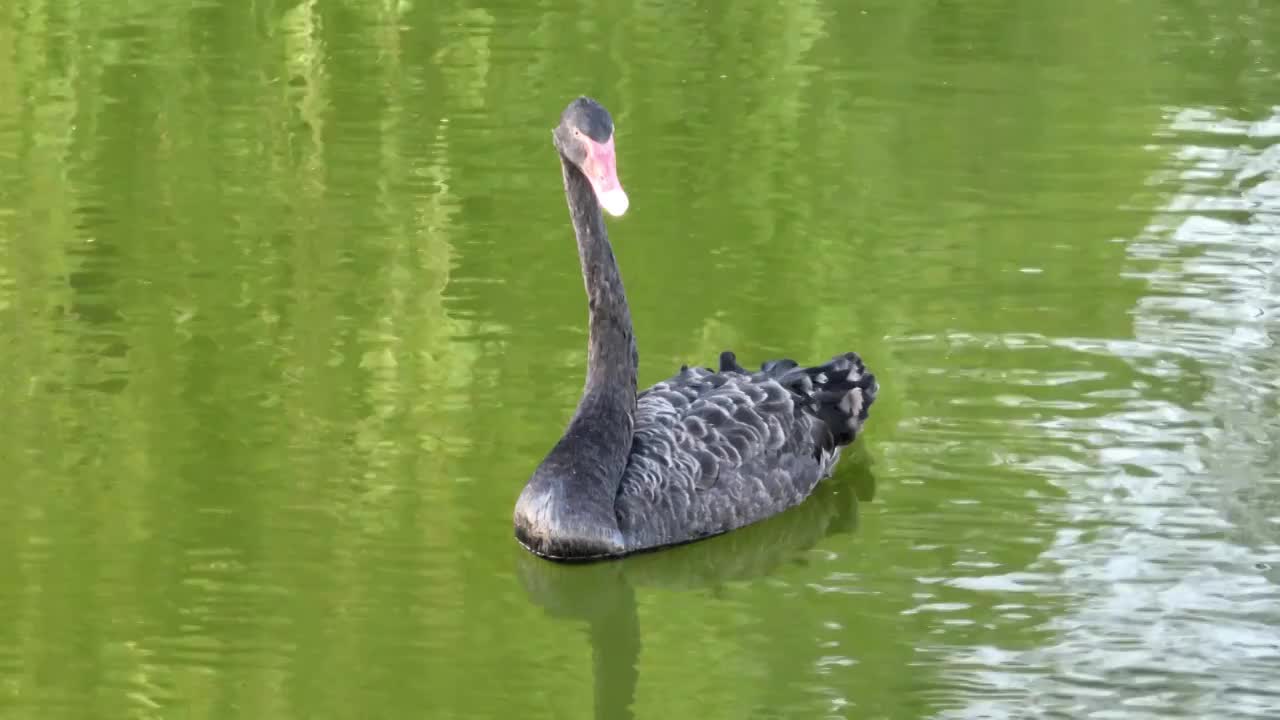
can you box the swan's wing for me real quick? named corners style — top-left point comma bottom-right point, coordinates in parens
top-left (616, 354), bottom-right (864, 549)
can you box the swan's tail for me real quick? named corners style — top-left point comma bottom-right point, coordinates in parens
top-left (754, 352), bottom-right (878, 446)
top-left (717, 350), bottom-right (877, 445)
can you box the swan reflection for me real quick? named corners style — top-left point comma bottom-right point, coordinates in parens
top-left (516, 453), bottom-right (875, 719)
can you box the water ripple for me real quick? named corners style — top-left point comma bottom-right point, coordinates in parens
top-left (939, 106), bottom-right (1280, 719)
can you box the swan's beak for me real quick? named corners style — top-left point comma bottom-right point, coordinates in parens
top-left (583, 135), bottom-right (629, 217)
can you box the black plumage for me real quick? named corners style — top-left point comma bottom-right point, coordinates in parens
top-left (513, 97), bottom-right (878, 561)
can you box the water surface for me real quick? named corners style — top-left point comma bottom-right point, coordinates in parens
top-left (2, 1), bottom-right (1278, 718)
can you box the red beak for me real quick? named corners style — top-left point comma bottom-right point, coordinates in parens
top-left (581, 136), bottom-right (629, 217)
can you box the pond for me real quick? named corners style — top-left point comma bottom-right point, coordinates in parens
top-left (1, 1), bottom-right (1277, 718)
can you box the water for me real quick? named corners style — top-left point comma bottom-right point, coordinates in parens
top-left (1, 1), bottom-right (1278, 718)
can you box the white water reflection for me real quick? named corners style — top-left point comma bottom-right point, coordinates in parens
top-left (942, 107), bottom-right (1280, 719)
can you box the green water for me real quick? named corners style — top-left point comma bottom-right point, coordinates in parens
top-left (2, 1), bottom-right (1279, 718)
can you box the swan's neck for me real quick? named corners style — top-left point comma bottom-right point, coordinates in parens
top-left (562, 157), bottom-right (639, 405)
top-left (554, 155), bottom-right (638, 468)
top-left (528, 159), bottom-right (638, 501)
top-left (512, 156), bottom-right (637, 557)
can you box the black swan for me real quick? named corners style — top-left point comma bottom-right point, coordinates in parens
top-left (514, 96), bottom-right (878, 561)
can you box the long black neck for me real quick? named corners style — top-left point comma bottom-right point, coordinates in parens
top-left (540, 156), bottom-right (638, 497)
top-left (563, 155), bottom-right (638, 399)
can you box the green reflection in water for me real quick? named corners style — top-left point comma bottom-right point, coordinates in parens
top-left (1, 1), bottom-right (1278, 718)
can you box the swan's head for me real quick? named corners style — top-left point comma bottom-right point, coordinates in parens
top-left (553, 96), bottom-right (629, 217)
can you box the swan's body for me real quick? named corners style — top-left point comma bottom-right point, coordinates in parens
top-left (514, 97), bottom-right (878, 561)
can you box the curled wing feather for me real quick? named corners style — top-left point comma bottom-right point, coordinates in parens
top-left (616, 366), bottom-right (833, 548)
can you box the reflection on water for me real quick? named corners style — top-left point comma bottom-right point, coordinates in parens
top-left (2, 1), bottom-right (1280, 719)
top-left (517, 459), bottom-right (874, 720)
top-left (935, 107), bottom-right (1280, 719)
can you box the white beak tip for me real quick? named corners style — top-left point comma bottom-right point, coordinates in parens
top-left (599, 188), bottom-right (629, 217)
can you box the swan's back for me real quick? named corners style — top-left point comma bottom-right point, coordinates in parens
top-left (616, 352), bottom-right (876, 551)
